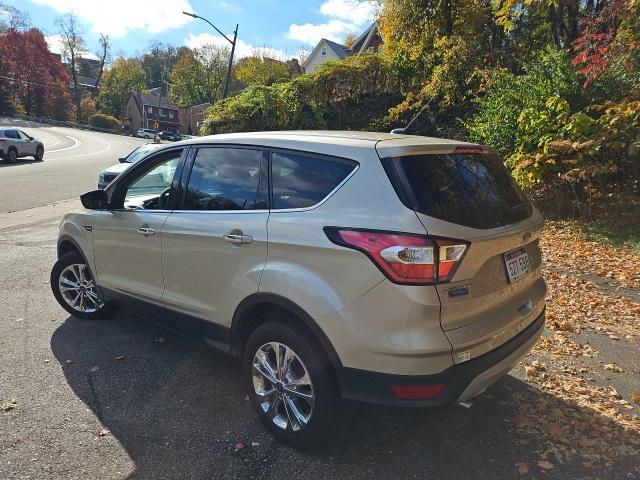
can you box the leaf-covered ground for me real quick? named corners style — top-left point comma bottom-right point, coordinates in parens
top-left (509, 221), bottom-right (640, 476)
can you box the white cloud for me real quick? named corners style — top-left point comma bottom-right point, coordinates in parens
top-left (287, 0), bottom-right (377, 46)
top-left (46, 33), bottom-right (99, 59)
top-left (45, 34), bottom-right (65, 55)
top-left (185, 32), bottom-right (297, 60)
top-left (31, 0), bottom-right (195, 37)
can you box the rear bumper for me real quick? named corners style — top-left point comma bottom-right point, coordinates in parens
top-left (338, 309), bottom-right (544, 407)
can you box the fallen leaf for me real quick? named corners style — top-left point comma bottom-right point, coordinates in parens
top-left (235, 442), bottom-right (245, 450)
top-left (514, 462), bottom-right (529, 475)
top-left (609, 386), bottom-right (622, 399)
top-left (537, 459), bottom-right (554, 470)
top-left (98, 428), bottom-right (110, 436)
top-left (604, 363), bottom-right (624, 373)
top-left (632, 393), bottom-right (640, 405)
top-left (1, 400), bottom-right (17, 412)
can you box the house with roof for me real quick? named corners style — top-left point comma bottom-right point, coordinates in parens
top-left (123, 87), bottom-right (180, 135)
top-left (302, 22), bottom-right (382, 73)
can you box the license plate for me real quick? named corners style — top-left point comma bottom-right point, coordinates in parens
top-left (504, 248), bottom-right (529, 283)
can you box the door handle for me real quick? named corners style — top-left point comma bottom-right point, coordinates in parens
top-left (137, 226), bottom-right (156, 236)
top-left (223, 233), bottom-right (253, 245)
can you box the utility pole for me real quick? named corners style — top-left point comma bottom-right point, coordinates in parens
top-left (183, 11), bottom-right (238, 99)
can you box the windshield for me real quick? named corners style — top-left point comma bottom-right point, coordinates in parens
top-left (123, 145), bottom-right (159, 163)
top-left (382, 152), bottom-right (533, 229)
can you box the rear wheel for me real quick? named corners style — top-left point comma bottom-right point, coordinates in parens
top-left (50, 251), bottom-right (115, 319)
top-left (7, 148), bottom-right (17, 163)
top-left (244, 320), bottom-right (341, 448)
top-left (34, 146), bottom-right (44, 161)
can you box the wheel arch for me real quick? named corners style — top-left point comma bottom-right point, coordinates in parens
top-left (231, 293), bottom-right (344, 384)
top-left (57, 235), bottom-right (90, 265)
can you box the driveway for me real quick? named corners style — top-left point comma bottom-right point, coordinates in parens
top-left (0, 216), bottom-right (638, 479)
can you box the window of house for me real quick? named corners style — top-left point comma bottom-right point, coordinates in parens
top-left (182, 148), bottom-right (268, 211)
top-left (147, 106), bottom-right (153, 114)
top-left (321, 47), bottom-right (327, 56)
top-left (271, 152), bottom-right (357, 209)
top-left (168, 111), bottom-right (174, 119)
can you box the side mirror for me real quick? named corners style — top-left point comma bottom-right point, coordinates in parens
top-left (80, 190), bottom-right (110, 210)
top-left (118, 157), bottom-right (126, 163)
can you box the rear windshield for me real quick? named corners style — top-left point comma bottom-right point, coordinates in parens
top-left (382, 153), bottom-right (532, 229)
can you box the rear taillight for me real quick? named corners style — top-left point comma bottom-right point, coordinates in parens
top-left (324, 227), bottom-right (467, 285)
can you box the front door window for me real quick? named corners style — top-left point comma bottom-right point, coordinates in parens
top-left (123, 153), bottom-right (181, 210)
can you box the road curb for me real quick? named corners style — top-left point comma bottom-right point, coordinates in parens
top-left (0, 199), bottom-right (83, 231)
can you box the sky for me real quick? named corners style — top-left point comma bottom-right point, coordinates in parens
top-left (5, 0), bottom-right (378, 61)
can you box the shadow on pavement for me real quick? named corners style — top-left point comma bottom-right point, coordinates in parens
top-left (51, 312), bottom-right (637, 479)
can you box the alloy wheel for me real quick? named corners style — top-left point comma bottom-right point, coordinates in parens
top-left (58, 263), bottom-right (104, 314)
top-left (252, 342), bottom-right (315, 432)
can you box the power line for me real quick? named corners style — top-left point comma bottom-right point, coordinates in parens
top-left (0, 75), bottom-right (83, 93)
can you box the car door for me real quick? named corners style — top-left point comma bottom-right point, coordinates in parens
top-left (16, 130), bottom-right (35, 155)
top-left (4, 129), bottom-right (20, 154)
top-left (161, 146), bottom-right (269, 349)
top-left (92, 148), bottom-right (186, 306)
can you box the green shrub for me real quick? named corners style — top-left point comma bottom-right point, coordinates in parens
top-left (88, 113), bottom-right (120, 131)
top-left (467, 47), bottom-right (583, 157)
top-left (202, 54), bottom-right (399, 135)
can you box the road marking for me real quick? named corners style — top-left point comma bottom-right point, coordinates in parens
top-left (47, 135), bottom-right (81, 153)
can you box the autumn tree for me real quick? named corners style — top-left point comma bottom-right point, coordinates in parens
top-left (169, 45), bottom-right (229, 107)
top-left (98, 58), bottom-right (145, 118)
top-left (139, 42), bottom-right (191, 89)
top-left (93, 33), bottom-right (111, 92)
top-left (0, 28), bottom-right (71, 117)
top-left (234, 56), bottom-right (290, 86)
top-left (0, 2), bottom-right (30, 32)
top-left (55, 13), bottom-right (85, 118)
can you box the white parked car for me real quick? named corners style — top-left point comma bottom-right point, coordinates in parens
top-left (136, 128), bottom-right (157, 139)
top-left (98, 144), bottom-right (163, 189)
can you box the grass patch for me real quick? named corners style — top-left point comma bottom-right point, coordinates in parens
top-left (577, 220), bottom-right (640, 255)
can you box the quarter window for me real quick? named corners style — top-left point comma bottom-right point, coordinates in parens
top-left (183, 147), bottom-right (267, 211)
top-left (271, 152), bottom-right (356, 209)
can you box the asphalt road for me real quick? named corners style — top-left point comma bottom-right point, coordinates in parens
top-left (0, 121), bottom-right (637, 479)
top-left (0, 118), bottom-right (146, 213)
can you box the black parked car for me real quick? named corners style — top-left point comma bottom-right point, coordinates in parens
top-left (159, 131), bottom-right (181, 141)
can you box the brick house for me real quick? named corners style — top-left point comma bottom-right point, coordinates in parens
top-left (178, 103), bottom-right (211, 136)
top-left (123, 90), bottom-right (180, 134)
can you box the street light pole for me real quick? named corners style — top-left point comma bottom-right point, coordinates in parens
top-left (183, 11), bottom-right (238, 99)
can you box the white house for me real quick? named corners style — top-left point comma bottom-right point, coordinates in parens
top-left (302, 23), bottom-right (383, 73)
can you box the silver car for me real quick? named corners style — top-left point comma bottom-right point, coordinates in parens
top-left (0, 127), bottom-right (44, 163)
top-left (50, 131), bottom-right (546, 447)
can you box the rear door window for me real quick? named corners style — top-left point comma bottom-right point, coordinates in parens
top-left (382, 153), bottom-right (532, 229)
top-left (270, 151), bottom-right (357, 209)
top-left (183, 147), bottom-right (268, 211)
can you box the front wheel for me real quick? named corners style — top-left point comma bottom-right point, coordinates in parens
top-left (7, 148), bottom-right (17, 163)
top-left (244, 321), bottom-right (341, 448)
top-left (50, 251), bottom-right (116, 319)
top-left (34, 146), bottom-right (44, 161)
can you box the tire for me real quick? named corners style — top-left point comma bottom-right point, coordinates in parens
top-left (50, 251), bottom-right (116, 319)
top-left (244, 320), bottom-right (341, 448)
top-left (7, 148), bottom-right (17, 163)
top-left (34, 146), bottom-right (44, 161)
